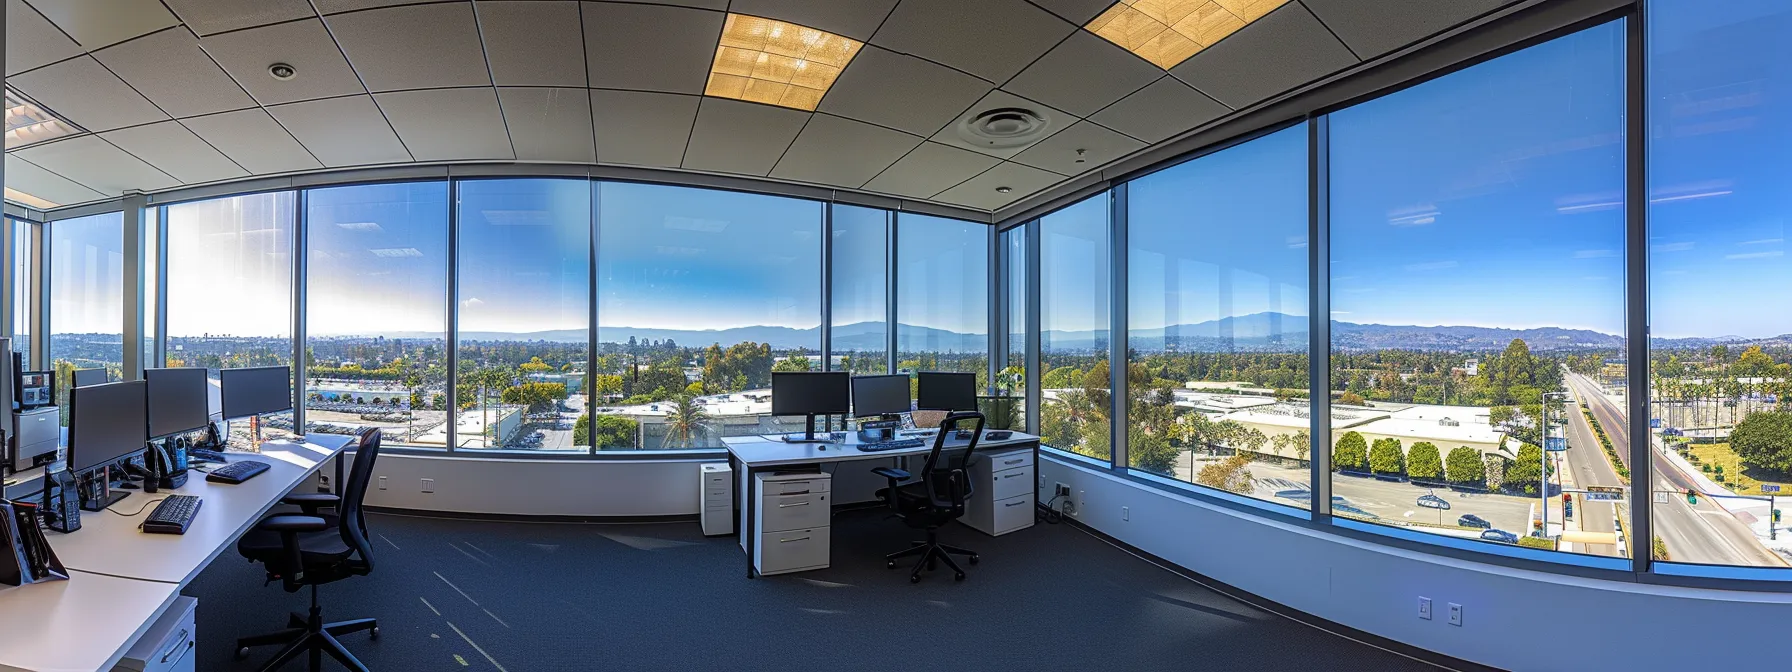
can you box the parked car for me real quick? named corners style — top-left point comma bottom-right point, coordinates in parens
top-left (1480, 529), bottom-right (1519, 544)
top-left (1458, 514), bottom-right (1491, 529)
top-left (1417, 494), bottom-right (1451, 510)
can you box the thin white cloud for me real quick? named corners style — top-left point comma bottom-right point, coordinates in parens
top-left (1574, 249), bottom-right (1619, 258)
top-left (461, 297), bottom-right (484, 307)
top-left (368, 247), bottom-right (423, 258)
top-left (1724, 250), bottom-right (1784, 260)
top-left (335, 222), bottom-right (383, 232)
top-left (1402, 260), bottom-right (1459, 272)
top-left (1739, 238), bottom-right (1783, 246)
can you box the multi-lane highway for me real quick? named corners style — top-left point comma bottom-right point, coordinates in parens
top-left (1565, 372), bottom-right (1785, 567)
top-left (1557, 384), bottom-right (1619, 556)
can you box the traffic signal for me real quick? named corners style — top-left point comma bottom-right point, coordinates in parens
top-left (1563, 494), bottom-right (1572, 503)
top-left (1686, 490), bottom-right (1697, 505)
top-left (1775, 509), bottom-right (1782, 523)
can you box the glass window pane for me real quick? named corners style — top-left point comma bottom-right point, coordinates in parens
top-left (1329, 22), bottom-right (1626, 554)
top-left (456, 179), bottom-right (591, 451)
top-left (165, 193), bottom-right (295, 376)
top-left (13, 221), bottom-right (32, 367)
top-left (597, 182), bottom-right (823, 449)
top-left (896, 214), bottom-right (988, 407)
top-left (304, 182), bottom-right (449, 447)
top-left (49, 212), bottom-right (123, 421)
top-left (1042, 198), bottom-right (1112, 461)
top-left (831, 204), bottom-right (887, 375)
top-left (1128, 127), bottom-right (1309, 499)
top-left (1648, 0), bottom-right (1792, 570)
top-left (995, 225), bottom-right (1027, 432)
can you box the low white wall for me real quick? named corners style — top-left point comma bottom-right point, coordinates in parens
top-left (1038, 454), bottom-right (1792, 671)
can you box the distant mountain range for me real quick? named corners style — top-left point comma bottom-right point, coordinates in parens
top-left (307, 313), bottom-right (1792, 353)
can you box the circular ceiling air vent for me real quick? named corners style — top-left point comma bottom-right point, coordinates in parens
top-left (956, 107), bottom-right (1049, 149)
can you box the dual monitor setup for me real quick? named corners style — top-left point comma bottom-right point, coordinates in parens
top-left (61, 365), bottom-right (294, 518)
top-left (770, 371), bottom-right (978, 443)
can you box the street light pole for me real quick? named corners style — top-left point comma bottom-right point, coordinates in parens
top-left (1540, 391), bottom-right (1567, 538)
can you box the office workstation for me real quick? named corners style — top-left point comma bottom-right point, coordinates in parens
top-left (5, 0), bottom-right (1788, 670)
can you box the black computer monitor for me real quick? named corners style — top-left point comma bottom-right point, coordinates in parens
top-left (851, 374), bottom-right (911, 418)
top-left (916, 371), bottom-right (978, 412)
top-left (771, 371), bottom-right (850, 442)
top-left (146, 367), bottom-right (211, 439)
top-left (69, 380), bottom-right (149, 473)
top-left (71, 368), bottom-right (107, 388)
top-left (220, 365), bottom-right (292, 421)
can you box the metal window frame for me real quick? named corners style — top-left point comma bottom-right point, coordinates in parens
top-left (446, 180), bottom-right (462, 453)
top-left (1024, 220), bottom-right (1041, 437)
top-left (1309, 114), bottom-right (1333, 519)
top-left (292, 190), bottom-right (309, 428)
top-left (1108, 183), bottom-right (1128, 471)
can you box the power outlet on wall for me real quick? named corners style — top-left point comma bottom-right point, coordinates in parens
top-left (377, 476), bottom-right (388, 491)
top-left (1447, 602), bottom-right (1463, 627)
top-left (1418, 597), bottom-right (1432, 620)
top-left (1121, 506), bottom-right (1129, 521)
top-left (420, 478), bottom-right (434, 494)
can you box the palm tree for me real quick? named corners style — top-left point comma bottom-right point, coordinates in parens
top-left (662, 394), bottom-right (709, 449)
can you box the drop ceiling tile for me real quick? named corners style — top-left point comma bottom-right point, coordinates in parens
top-left (928, 89), bottom-right (1073, 159)
top-left (590, 89), bottom-right (698, 168)
top-left (1090, 76), bottom-right (1230, 143)
top-left (94, 28), bottom-right (256, 119)
top-left (99, 120), bottom-right (248, 184)
top-left (932, 161), bottom-right (1061, 210)
top-left (725, 0), bottom-right (898, 41)
top-left (584, 3), bottom-right (723, 95)
top-left (8, 56), bottom-right (169, 132)
top-left (500, 87), bottom-right (596, 163)
top-left (267, 95), bottom-right (411, 167)
top-left (1170, 2), bottom-right (1358, 109)
top-left (12, 135), bottom-right (178, 195)
top-left (25, 0), bottom-right (178, 49)
top-left (374, 88), bottom-right (514, 162)
top-left (201, 19), bottom-right (366, 105)
top-left (1004, 31), bottom-right (1162, 118)
top-left (681, 97), bottom-right (809, 176)
top-left (7, 0), bottom-right (83, 76)
top-left (326, 3), bottom-right (491, 92)
top-left (312, 0), bottom-right (438, 13)
top-left (477, 1), bottom-right (587, 87)
top-left (1026, 0), bottom-right (1117, 25)
top-left (160, 0), bottom-right (315, 36)
top-left (581, 0), bottom-right (725, 9)
top-left (817, 47), bottom-right (991, 138)
top-left (864, 141), bottom-right (1000, 199)
top-left (179, 108), bottom-right (322, 173)
top-left (4, 155), bottom-right (107, 206)
top-left (771, 114), bottom-right (921, 187)
top-left (870, 0), bottom-right (1073, 83)
top-left (1010, 120), bottom-right (1143, 175)
top-left (1303, 0), bottom-right (1512, 58)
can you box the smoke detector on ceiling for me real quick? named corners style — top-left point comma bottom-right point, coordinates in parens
top-left (956, 107), bottom-right (1049, 149)
top-left (268, 63), bottom-right (297, 81)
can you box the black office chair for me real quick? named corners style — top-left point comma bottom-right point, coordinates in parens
top-left (873, 411), bottom-right (985, 583)
top-left (233, 429), bottom-right (382, 672)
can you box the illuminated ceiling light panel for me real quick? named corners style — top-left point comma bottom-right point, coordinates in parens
top-left (705, 14), bottom-right (863, 111)
top-left (4, 188), bottom-right (58, 209)
top-left (4, 88), bottom-right (81, 150)
top-left (1085, 0), bottom-right (1289, 70)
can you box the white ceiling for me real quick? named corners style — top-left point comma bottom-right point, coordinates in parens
top-left (3, 0), bottom-right (1520, 214)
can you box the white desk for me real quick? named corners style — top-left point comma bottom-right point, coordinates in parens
top-left (0, 434), bottom-right (352, 671)
top-left (50, 435), bottom-right (352, 584)
top-left (723, 429), bottom-right (1040, 578)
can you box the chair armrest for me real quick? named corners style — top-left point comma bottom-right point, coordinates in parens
top-left (261, 514), bottom-right (328, 532)
top-left (261, 515), bottom-right (327, 591)
top-left (280, 493), bottom-right (339, 515)
top-left (870, 467), bottom-right (910, 481)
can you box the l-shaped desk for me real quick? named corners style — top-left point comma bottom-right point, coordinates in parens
top-left (723, 429), bottom-right (1041, 578)
top-left (0, 434), bottom-right (353, 672)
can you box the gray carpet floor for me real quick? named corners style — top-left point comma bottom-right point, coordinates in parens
top-left (184, 510), bottom-right (1442, 671)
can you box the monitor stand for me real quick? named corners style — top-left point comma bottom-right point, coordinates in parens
top-left (78, 469), bottom-right (129, 512)
top-left (781, 415), bottom-right (833, 443)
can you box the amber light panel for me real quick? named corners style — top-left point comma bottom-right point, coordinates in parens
top-left (1086, 0), bottom-right (1289, 69)
top-left (705, 14), bottom-right (863, 111)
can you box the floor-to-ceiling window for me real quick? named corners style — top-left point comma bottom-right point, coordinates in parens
top-left (49, 211), bottom-right (124, 419)
top-left (304, 182), bottom-right (449, 446)
top-left (896, 214), bottom-right (988, 395)
top-left (455, 179), bottom-right (591, 451)
top-left (831, 205), bottom-right (888, 377)
top-left (1648, 0), bottom-right (1792, 572)
top-left (1039, 196), bottom-right (1112, 461)
top-left (12, 220), bottom-right (32, 367)
top-left (597, 182), bottom-right (823, 449)
top-left (1329, 21), bottom-right (1627, 554)
top-left (996, 224), bottom-right (1027, 432)
top-left (1127, 127), bottom-right (1309, 498)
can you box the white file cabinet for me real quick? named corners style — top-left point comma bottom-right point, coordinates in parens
top-left (114, 596), bottom-right (197, 672)
top-left (963, 447), bottom-right (1036, 536)
top-left (752, 472), bottom-right (831, 575)
top-left (700, 463), bottom-right (733, 536)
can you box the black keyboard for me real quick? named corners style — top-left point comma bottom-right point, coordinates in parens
top-left (144, 495), bottom-right (202, 534)
top-left (206, 460), bottom-right (270, 484)
top-left (858, 438), bottom-right (925, 453)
